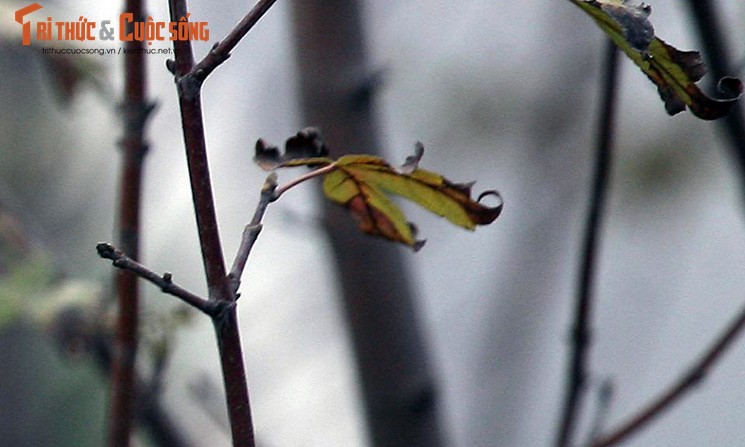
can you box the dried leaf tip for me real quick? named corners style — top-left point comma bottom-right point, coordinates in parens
top-left (254, 128), bottom-right (331, 170)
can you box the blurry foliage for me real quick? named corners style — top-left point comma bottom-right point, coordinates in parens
top-left (0, 255), bottom-right (55, 327)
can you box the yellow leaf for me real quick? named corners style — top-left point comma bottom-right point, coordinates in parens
top-left (255, 134), bottom-right (503, 250)
top-left (321, 147), bottom-right (502, 250)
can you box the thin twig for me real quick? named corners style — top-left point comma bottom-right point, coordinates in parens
top-left (556, 40), bottom-right (620, 447)
top-left (272, 164), bottom-right (337, 199)
top-left (228, 173), bottom-right (277, 293)
top-left (227, 164), bottom-right (338, 291)
top-left (190, 0), bottom-right (280, 81)
top-left (592, 299), bottom-right (745, 446)
top-left (227, 165), bottom-right (333, 293)
top-left (97, 243), bottom-right (214, 315)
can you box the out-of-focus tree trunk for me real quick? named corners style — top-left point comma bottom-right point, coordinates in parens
top-left (289, 2), bottom-right (446, 446)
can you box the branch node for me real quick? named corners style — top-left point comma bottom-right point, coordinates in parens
top-left (263, 173), bottom-right (279, 192)
top-left (205, 299), bottom-right (236, 320)
top-left (175, 73), bottom-right (202, 100)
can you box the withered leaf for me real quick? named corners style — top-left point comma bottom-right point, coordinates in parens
top-left (254, 135), bottom-right (502, 250)
top-left (572, 0), bottom-right (743, 120)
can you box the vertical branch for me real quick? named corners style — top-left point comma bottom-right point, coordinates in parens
top-left (109, 0), bottom-right (153, 445)
top-left (555, 40), bottom-right (620, 447)
top-left (290, 2), bottom-right (446, 446)
top-left (166, 1), bottom-right (265, 445)
top-left (167, 0), bottom-right (229, 294)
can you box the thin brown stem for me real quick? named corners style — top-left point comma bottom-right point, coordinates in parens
top-left (166, 0), bottom-right (272, 444)
top-left (228, 174), bottom-right (277, 293)
top-left (167, 0), bottom-right (231, 300)
top-left (109, 0), bottom-right (154, 444)
top-left (592, 299), bottom-right (745, 446)
top-left (97, 243), bottom-right (214, 314)
top-left (227, 165), bottom-right (336, 291)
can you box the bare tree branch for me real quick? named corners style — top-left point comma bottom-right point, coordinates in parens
top-left (164, 0), bottom-right (280, 443)
top-left (190, 0), bottom-right (280, 81)
top-left (97, 243), bottom-right (214, 315)
top-left (592, 298), bottom-right (745, 447)
top-left (556, 40), bottom-right (620, 447)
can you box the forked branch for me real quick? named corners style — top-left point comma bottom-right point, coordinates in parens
top-left (190, 0), bottom-right (280, 81)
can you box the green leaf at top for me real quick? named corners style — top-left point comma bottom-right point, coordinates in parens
top-left (572, 0), bottom-right (743, 120)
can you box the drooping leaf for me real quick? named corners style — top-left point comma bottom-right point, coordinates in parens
top-left (571, 0), bottom-right (743, 120)
top-left (254, 135), bottom-right (502, 250)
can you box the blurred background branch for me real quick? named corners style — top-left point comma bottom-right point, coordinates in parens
top-left (290, 1), bottom-right (447, 445)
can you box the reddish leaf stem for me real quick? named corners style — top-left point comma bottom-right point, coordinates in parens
top-left (272, 163), bottom-right (337, 199)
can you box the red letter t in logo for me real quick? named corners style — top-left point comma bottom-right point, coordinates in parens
top-left (15, 3), bottom-right (43, 46)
